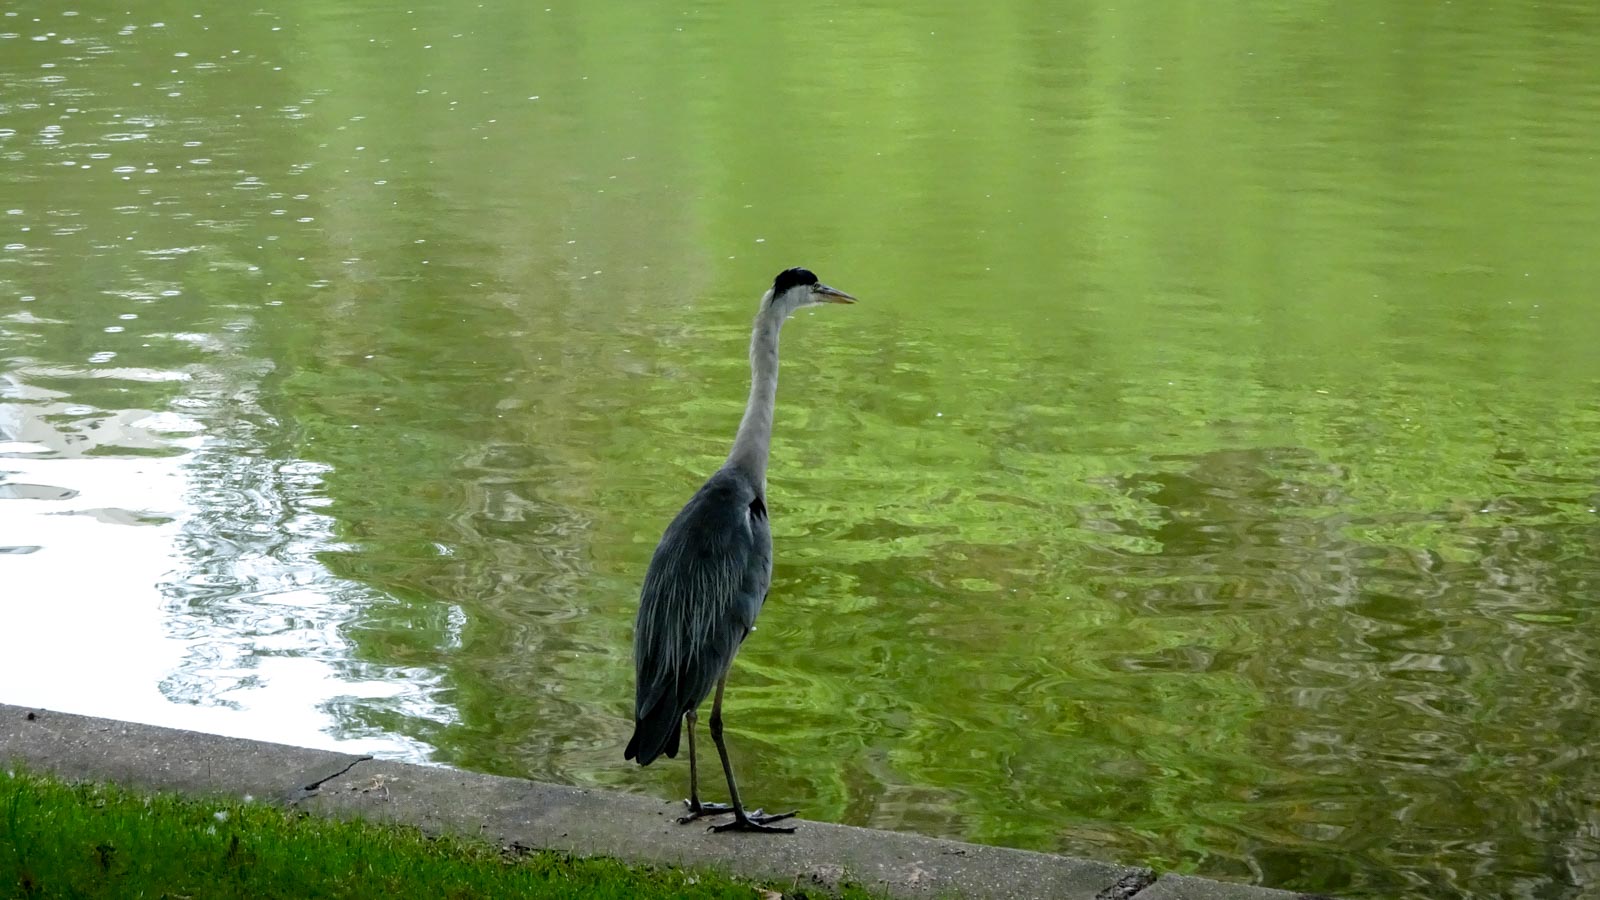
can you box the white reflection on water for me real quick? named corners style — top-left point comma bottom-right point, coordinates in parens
top-left (0, 384), bottom-right (442, 759)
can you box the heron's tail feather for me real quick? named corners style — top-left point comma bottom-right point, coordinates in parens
top-left (624, 700), bottom-right (682, 766)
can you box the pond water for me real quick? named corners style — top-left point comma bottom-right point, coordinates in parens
top-left (4, 1), bottom-right (1600, 896)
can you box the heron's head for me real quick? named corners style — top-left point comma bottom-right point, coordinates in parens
top-left (764, 267), bottom-right (856, 315)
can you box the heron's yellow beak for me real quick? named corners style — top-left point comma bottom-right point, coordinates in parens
top-left (815, 284), bottom-right (857, 304)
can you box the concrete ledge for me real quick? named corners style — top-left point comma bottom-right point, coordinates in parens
top-left (1, 703), bottom-right (1311, 899)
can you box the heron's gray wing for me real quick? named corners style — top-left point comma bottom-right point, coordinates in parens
top-left (625, 469), bottom-right (771, 765)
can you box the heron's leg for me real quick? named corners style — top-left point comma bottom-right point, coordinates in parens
top-left (706, 676), bottom-right (798, 834)
top-left (677, 709), bottom-right (732, 823)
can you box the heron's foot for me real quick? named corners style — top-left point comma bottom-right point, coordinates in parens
top-left (676, 799), bottom-right (735, 824)
top-left (709, 808), bottom-right (798, 834)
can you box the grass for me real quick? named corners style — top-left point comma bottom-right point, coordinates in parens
top-left (0, 768), bottom-right (871, 899)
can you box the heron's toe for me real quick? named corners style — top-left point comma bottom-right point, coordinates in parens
top-left (677, 800), bottom-right (735, 824)
top-left (709, 810), bottom-right (799, 834)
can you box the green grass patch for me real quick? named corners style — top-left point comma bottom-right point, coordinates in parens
top-left (0, 769), bottom-right (868, 899)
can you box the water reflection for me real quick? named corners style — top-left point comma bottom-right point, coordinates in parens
top-left (0, 332), bottom-right (444, 750)
top-left (1083, 446), bottom-right (1600, 894)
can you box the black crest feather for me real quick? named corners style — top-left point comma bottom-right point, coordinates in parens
top-left (771, 267), bottom-right (819, 297)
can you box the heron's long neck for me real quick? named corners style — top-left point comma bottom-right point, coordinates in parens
top-left (725, 306), bottom-right (784, 485)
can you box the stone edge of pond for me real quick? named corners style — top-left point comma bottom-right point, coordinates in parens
top-left (0, 703), bottom-right (1316, 900)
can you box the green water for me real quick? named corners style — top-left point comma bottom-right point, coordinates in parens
top-left (4, 1), bottom-right (1600, 896)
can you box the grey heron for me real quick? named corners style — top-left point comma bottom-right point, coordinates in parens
top-left (624, 266), bottom-right (857, 834)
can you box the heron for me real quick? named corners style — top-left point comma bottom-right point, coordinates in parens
top-left (624, 266), bottom-right (857, 834)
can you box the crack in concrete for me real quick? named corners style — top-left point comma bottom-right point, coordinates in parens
top-left (303, 755), bottom-right (372, 791)
top-left (1099, 869), bottom-right (1157, 899)
top-left (285, 755), bottom-right (372, 803)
